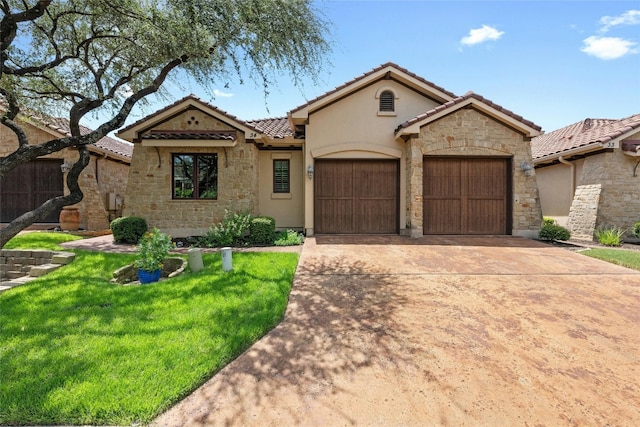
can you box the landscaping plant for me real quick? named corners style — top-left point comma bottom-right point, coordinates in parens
top-left (134, 228), bottom-right (174, 272)
top-left (110, 216), bottom-right (148, 244)
top-left (594, 226), bottom-right (626, 247)
top-left (538, 223), bottom-right (571, 241)
top-left (274, 230), bottom-right (305, 246)
top-left (197, 210), bottom-right (253, 247)
top-left (249, 216), bottom-right (276, 245)
top-left (633, 221), bottom-right (640, 238)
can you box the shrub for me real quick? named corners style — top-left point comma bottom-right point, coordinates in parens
top-left (543, 217), bottom-right (556, 226)
top-left (274, 230), bottom-right (304, 246)
top-left (197, 210), bottom-right (252, 247)
top-left (249, 216), bottom-right (276, 245)
top-left (134, 228), bottom-right (174, 272)
top-left (539, 223), bottom-right (571, 241)
top-left (633, 222), bottom-right (640, 238)
top-left (594, 226), bottom-right (626, 247)
top-left (110, 216), bottom-right (148, 244)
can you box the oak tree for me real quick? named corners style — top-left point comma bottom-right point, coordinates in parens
top-left (0, 0), bottom-right (330, 247)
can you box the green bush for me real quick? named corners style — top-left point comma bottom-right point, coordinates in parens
top-left (274, 230), bottom-right (304, 246)
top-left (594, 226), bottom-right (626, 247)
top-left (543, 217), bottom-right (556, 226)
top-left (633, 222), bottom-right (640, 238)
top-left (110, 216), bottom-right (148, 244)
top-left (197, 210), bottom-right (252, 247)
top-left (249, 216), bottom-right (276, 245)
top-left (539, 223), bottom-right (571, 241)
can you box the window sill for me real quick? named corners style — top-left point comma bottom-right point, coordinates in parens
top-left (377, 111), bottom-right (397, 117)
top-left (271, 193), bottom-right (292, 199)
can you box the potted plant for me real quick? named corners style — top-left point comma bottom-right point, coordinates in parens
top-left (134, 228), bottom-right (173, 284)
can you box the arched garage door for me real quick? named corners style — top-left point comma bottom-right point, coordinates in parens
top-left (314, 159), bottom-right (399, 234)
top-left (423, 157), bottom-right (511, 235)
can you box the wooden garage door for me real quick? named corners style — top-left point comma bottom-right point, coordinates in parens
top-left (315, 159), bottom-right (398, 234)
top-left (423, 157), bottom-right (511, 235)
top-left (1, 159), bottom-right (64, 223)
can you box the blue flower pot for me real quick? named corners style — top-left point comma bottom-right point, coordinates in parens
top-left (138, 268), bottom-right (162, 284)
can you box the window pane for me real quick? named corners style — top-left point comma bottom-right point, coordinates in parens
top-left (197, 154), bottom-right (218, 199)
top-left (274, 159), bottom-right (290, 193)
top-left (173, 154), bottom-right (194, 198)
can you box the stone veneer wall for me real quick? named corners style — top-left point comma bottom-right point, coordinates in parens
top-left (1, 117), bottom-right (129, 231)
top-left (407, 108), bottom-right (542, 237)
top-left (568, 148), bottom-right (640, 239)
top-left (122, 110), bottom-right (259, 236)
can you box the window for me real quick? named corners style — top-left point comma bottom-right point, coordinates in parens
top-left (172, 154), bottom-right (218, 199)
top-left (273, 159), bottom-right (290, 193)
top-left (379, 90), bottom-right (395, 112)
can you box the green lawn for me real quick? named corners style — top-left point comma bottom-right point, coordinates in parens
top-left (0, 234), bottom-right (299, 425)
top-left (3, 231), bottom-right (83, 250)
top-left (581, 247), bottom-right (640, 271)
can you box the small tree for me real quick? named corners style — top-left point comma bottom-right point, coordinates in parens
top-left (0, 0), bottom-right (330, 248)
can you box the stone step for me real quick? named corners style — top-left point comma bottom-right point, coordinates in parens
top-left (52, 252), bottom-right (76, 265)
top-left (30, 263), bottom-right (61, 277)
top-left (2, 271), bottom-right (27, 280)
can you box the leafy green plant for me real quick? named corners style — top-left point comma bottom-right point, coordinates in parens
top-left (539, 223), bottom-right (571, 241)
top-left (134, 228), bottom-right (174, 272)
top-left (249, 216), bottom-right (276, 245)
top-left (197, 210), bottom-right (252, 247)
top-left (274, 230), bottom-right (304, 246)
top-left (594, 226), bottom-right (626, 247)
top-left (632, 222), bottom-right (640, 238)
top-left (110, 216), bottom-right (148, 244)
top-left (543, 217), bottom-right (556, 226)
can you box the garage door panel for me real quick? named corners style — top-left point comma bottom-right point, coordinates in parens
top-left (423, 157), bottom-right (510, 235)
top-left (424, 199), bottom-right (462, 234)
top-left (315, 160), bottom-right (398, 234)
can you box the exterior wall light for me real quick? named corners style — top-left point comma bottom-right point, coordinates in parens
top-left (307, 164), bottom-right (314, 179)
top-left (519, 161), bottom-right (533, 177)
top-left (61, 161), bottom-right (73, 173)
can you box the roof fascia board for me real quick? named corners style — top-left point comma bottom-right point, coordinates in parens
top-left (395, 98), bottom-right (542, 140)
top-left (141, 139), bottom-right (237, 148)
top-left (533, 144), bottom-right (607, 165)
top-left (117, 100), bottom-right (264, 142)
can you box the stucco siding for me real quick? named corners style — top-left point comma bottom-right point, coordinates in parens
top-left (257, 150), bottom-right (304, 230)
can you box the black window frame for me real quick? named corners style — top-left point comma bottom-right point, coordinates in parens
top-left (273, 159), bottom-right (290, 193)
top-left (172, 153), bottom-right (218, 200)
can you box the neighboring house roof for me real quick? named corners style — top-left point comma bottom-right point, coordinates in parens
top-left (288, 62), bottom-right (458, 126)
top-left (0, 102), bottom-right (132, 162)
top-left (532, 113), bottom-right (640, 162)
top-left (395, 91), bottom-right (542, 139)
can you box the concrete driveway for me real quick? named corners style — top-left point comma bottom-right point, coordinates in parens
top-left (151, 236), bottom-right (640, 426)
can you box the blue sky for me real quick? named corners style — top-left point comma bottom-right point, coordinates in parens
top-left (112, 0), bottom-right (640, 134)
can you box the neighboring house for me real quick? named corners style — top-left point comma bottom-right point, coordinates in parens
top-left (532, 113), bottom-right (640, 240)
top-left (0, 108), bottom-right (132, 231)
top-left (117, 62), bottom-right (543, 238)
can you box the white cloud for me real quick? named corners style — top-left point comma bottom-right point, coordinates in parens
top-left (213, 89), bottom-right (233, 98)
top-left (581, 36), bottom-right (637, 60)
top-left (460, 25), bottom-right (504, 46)
top-left (599, 10), bottom-right (640, 33)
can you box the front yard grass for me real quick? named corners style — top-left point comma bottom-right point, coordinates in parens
top-left (0, 237), bottom-right (298, 426)
top-left (3, 231), bottom-right (83, 250)
top-left (581, 247), bottom-right (640, 271)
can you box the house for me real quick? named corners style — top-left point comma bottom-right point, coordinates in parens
top-left (117, 62), bottom-right (543, 238)
top-left (532, 113), bottom-right (640, 240)
top-left (0, 108), bottom-right (132, 231)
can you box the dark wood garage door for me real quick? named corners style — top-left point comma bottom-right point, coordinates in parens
top-left (1, 159), bottom-right (64, 223)
top-left (423, 157), bottom-right (511, 235)
top-left (315, 159), bottom-right (399, 234)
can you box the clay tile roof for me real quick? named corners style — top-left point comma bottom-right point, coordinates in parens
top-left (244, 117), bottom-right (296, 139)
top-left (289, 62), bottom-right (458, 114)
top-left (142, 129), bottom-right (237, 140)
top-left (396, 91), bottom-right (542, 133)
top-left (0, 101), bottom-right (133, 160)
top-left (531, 113), bottom-right (640, 159)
